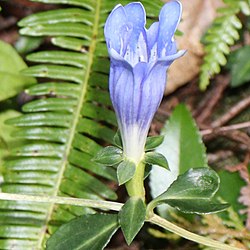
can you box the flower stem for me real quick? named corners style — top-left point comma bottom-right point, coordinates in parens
top-left (125, 161), bottom-right (145, 201)
top-left (147, 213), bottom-right (243, 250)
top-left (0, 192), bottom-right (123, 211)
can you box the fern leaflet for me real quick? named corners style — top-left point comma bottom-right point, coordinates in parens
top-left (199, 0), bottom-right (250, 90)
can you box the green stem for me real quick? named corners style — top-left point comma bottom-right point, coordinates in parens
top-left (125, 161), bottom-right (145, 200)
top-left (147, 213), bottom-right (243, 250)
top-left (0, 192), bottom-right (244, 249)
top-left (0, 192), bottom-right (123, 212)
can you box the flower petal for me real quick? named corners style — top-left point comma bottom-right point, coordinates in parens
top-left (124, 2), bottom-right (146, 51)
top-left (104, 4), bottom-right (127, 53)
top-left (123, 3), bottom-right (148, 65)
top-left (159, 49), bottom-right (187, 64)
top-left (108, 61), bottom-right (133, 126)
top-left (104, 1), bottom-right (185, 163)
top-left (136, 62), bottom-right (167, 129)
top-left (109, 48), bottom-right (131, 66)
top-left (147, 22), bottom-right (159, 62)
top-left (157, 0), bottom-right (182, 57)
top-left (108, 49), bottom-right (132, 116)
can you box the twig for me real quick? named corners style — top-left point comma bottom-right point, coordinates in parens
top-left (225, 152), bottom-right (250, 183)
top-left (211, 96), bottom-right (250, 128)
top-left (207, 150), bottom-right (234, 164)
top-left (201, 121), bottom-right (250, 136)
top-left (196, 75), bottom-right (229, 125)
top-left (148, 214), bottom-right (243, 250)
top-left (222, 130), bottom-right (250, 148)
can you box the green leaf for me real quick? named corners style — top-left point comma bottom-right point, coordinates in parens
top-left (20, 23), bottom-right (92, 39)
top-left (46, 213), bottom-right (119, 250)
top-left (21, 65), bottom-right (84, 84)
top-left (150, 168), bottom-right (229, 214)
top-left (199, 1), bottom-right (246, 89)
top-left (165, 199), bottom-right (229, 214)
top-left (0, 110), bottom-right (22, 166)
top-left (150, 104), bottom-right (207, 206)
top-left (217, 170), bottom-right (246, 218)
top-left (145, 135), bottom-right (164, 151)
top-left (227, 46), bottom-right (250, 87)
top-left (26, 82), bottom-right (81, 98)
top-left (144, 152), bottom-right (169, 170)
top-left (119, 197), bottom-right (146, 245)
top-left (158, 168), bottom-right (219, 199)
top-left (18, 8), bottom-right (93, 27)
top-left (113, 131), bottom-right (122, 148)
top-left (52, 37), bottom-right (89, 52)
top-left (26, 50), bottom-right (87, 68)
top-left (93, 146), bottom-right (123, 166)
top-left (15, 36), bottom-right (43, 54)
top-left (239, 1), bottom-right (250, 15)
top-left (117, 160), bottom-right (136, 185)
top-left (22, 98), bottom-right (77, 113)
top-left (0, 40), bottom-right (35, 101)
top-left (175, 29), bottom-right (184, 36)
top-left (144, 164), bottom-right (152, 179)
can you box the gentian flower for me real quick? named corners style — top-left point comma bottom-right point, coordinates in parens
top-left (104, 1), bottom-right (185, 164)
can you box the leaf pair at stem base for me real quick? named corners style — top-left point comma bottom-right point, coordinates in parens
top-left (93, 134), bottom-right (169, 186)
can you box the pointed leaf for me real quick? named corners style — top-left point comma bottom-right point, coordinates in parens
top-left (150, 104), bottom-right (208, 209)
top-left (144, 164), bottom-right (152, 179)
top-left (150, 168), bottom-right (229, 214)
top-left (0, 110), bottom-right (22, 166)
top-left (21, 65), bottom-right (84, 84)
top-left (0, 40), bottom-right (35, 101)
top-left (22, 98), bottom-right (77, 113)
top-left (15, 36), bottom-right (43, 54)
top-left (117, 160), bottom-right (136, 185)
top-left (93, 146), bottom-right (123, 165)
top-left (160, 168), bottom-right (220, 200)
top-left (46, 213), bottom-right (119, 250)
top-left (52, 37), bottom-right (89, 52)
top-left (113, 131), bottom-right (122, 148)
top-left (156, 168), bottom-right (220, 200)
top-left (144, 152), bottom-right (169, 170)
top-left (227, 46), bottom-right (250, 87)
top-left (26, 50), bottom-right (87, 68)
top-left (119, 197), bottom-right (146, 245)
top-left (217, 170), bottom-right (246, 218)
top-left (166, 199), bottom-right (229, 214)
top-left (20, 23), bottom-right (92, 39)
top-left (26, 82), bottom-right (80, 98)
top-left (145, 135), bottom-right (164, 151)
top-left (18, 8), bottom-right (93, 27)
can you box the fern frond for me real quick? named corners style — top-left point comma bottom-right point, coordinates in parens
top-left (199, 0), bottom-right (250, 90)
top-left (0, 0), bottom-right (163, 249)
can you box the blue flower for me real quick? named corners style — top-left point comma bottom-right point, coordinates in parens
top-left (104, 1), bottom-right (185, 164)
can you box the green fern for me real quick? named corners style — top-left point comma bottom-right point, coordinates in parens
top-left (0, 0), bottom-right (163, 249)
top-left (199, 0), bottom-right (250, 90)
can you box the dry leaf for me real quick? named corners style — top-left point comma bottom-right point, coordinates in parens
top-left (166, 0), bottom-right (225, 94)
